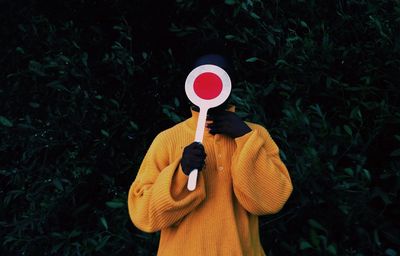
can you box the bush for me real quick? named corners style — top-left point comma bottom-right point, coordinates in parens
top-left (1, 0), bottom-right (399, 255)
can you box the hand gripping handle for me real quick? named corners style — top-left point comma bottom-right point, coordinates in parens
top-left (186, 108), bottom-right (208, 191)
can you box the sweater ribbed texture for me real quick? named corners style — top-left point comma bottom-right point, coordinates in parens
top-left (128, 108), bottom-right (293, 256)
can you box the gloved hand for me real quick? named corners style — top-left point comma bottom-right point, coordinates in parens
top-left (207, 110), bottom-right (251, 138)
top-left (181, 142), bottom-right (207, 175)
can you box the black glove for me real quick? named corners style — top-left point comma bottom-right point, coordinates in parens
top-left (181, 142), bottom-right (207, 175)
top-left (207, 110), bottom-right (251, 138)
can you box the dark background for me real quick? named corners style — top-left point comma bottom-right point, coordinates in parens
top-left (1, 0), bottom-right (399, 255)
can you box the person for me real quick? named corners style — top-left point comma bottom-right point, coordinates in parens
top-left (128, 44), bottom-right (293, 255)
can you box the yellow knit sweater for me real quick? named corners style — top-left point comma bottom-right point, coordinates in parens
top-left (128, 108), bottom-right (293, 256)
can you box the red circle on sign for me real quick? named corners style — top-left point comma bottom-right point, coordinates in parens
top-left (193, 72), bottom-right (223, 100)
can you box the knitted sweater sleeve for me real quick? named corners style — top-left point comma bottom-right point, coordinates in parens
top-left (231, 124), bottom-right (292, 215)
top-left (128, 132), bottom-right (206, 232)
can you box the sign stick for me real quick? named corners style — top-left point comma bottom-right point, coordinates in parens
top-left (185, 64), bottom-right (231, 191)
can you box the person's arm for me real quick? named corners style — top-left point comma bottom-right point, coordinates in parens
top-left (231, 124), bottom-right (292, 215)
top-left (128, 132), bottom-right (206, 233)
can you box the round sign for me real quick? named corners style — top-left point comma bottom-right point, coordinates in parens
top-left (185, 64), bottom-right (231, 109)
top-left (184, 64), bottom-right (232, 191)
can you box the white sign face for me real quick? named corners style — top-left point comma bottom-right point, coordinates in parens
top-left (185, 64), bottom-right (231, 109)
top-left (184, 64), bottom-right (232, 191)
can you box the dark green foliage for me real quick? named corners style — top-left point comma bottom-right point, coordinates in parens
top-left (1, 0), bottom-right (399, 255)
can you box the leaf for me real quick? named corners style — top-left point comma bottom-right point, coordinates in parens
top-left (0, 115), bottom-right (13, 127)
top-left (46, 80), bottom-right (70, 93)
top-left (3, 236), bottom-right (17, 245)
top-left (332, 145), bottom-right (338, 156)
top-left (110, 99), bottom-right (120, 108)
top-left (286, 35), bottom-right (302, 43)
top-left (250, 12), bottom-right (261, 20)
top-left (72, 41), bottom-right (80, 49)
top-left (68, 230), bottom-right (81, 238)
top-left (308, 219), bottom-right (327, 232)
top-left (101, 129), bottom-right (109, 137)
top-left (100, 217), bottom-right (108, 230)
top-left (310, 229), bottom-right (320, 247)
top-left (169, 112), bottom-right (182, 123)
top-left (113, 25), bottom-right (123, 31)
top-left (344, 168), bottom-right (353, 176)
top-left (162, 104), bottom-right (174, 110)
top-left (235, 111), bottom-right (248, 118)
top-left (390, 148), bottom-right (400, 157)
top-left (245, 57), bottom-right (258, 63)
top-left (385, 248), bottom-right (397, 256)
top-left (343, 125), bottom-right (352, 136)
top-left (16, 47), bottom-right (25, 54)
top-left (369, 16), bottom-right (391, 41)
top-left (362, 169), bottom-right (371, 182)
top-left (300, 20), bottom-right (309, 29)
top-left (106, 201), bottom-right (125, 208)
top-left (262, 83), bottom-right (276, 96)
top-left (279, 83), bottom-right (292, 90)
top-left (267, 34), bottom-right (276, 46)
top-left (95, 235), bottom-right (111, 251)
top-left (29, 60), bottom-right (46, 76)
top-left (82, 52), bottom-right (88, 66)
top-left (29, 102), bottom-right (40, 108)
top-left (280, 150), bottom-right (287, 161)
top-left (327, 244), bottom-right (337, 255)
top-left (224, 0), bottom-right (236, 5)
top-left (53, 178), bottom-right (63, 191)
top-left (299, 239), bottom-right (313, 250)
top-left (59, 55), bottom-right (71, 63)
top-left (275, 59), bottom-right (289, 66)
top-left (50, 232), bottom-right (64, 238)
top-left (338, 205), bottom-right (350, 214)
top-left (374, 230), bottom-right (381, 247)
top-left (310, 104), bottom-right (323, 118)
top-left (225, 34), bottom-right (235, 40)
top-left (129, 121), bottom-right (139, 130)
top-left (162, 107), bottom-right (182, 123)
top-left (50, 242), bottom-right (64, 254)
top-left (371, 188), bottom-right (392, 205)
top-left (174, 97), bottom-right (180, 107)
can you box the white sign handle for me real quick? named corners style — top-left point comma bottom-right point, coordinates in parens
top-left (187, 107), bottom-right (208, 191)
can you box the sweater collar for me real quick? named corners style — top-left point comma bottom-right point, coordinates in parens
top-left (187, 105), bottom-right (236, 132)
